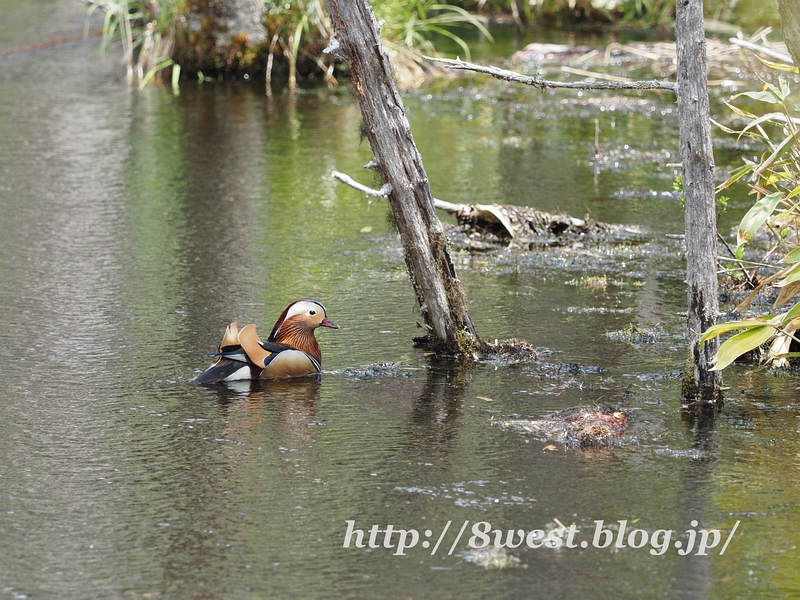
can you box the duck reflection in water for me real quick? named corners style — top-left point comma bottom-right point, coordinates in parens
top-left (212, 377), bottom-right (323, 448)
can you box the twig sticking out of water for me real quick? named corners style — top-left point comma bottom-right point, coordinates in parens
top-left (332, 170), bottom-right (466, 215)
top-left (424, 56), bottom-right (676, 92)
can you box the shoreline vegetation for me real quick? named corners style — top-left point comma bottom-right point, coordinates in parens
top-left (80, 0), bottom-right (781, 90)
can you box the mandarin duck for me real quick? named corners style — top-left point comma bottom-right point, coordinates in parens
top-left (192, 299), bottom-right (339, 384)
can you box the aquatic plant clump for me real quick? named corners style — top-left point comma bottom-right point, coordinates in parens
top-left (482, 338), bottom-right (541, 363)
top-left (497, 404), bottom-right (631, 447)
top-left (605, 323), bottom-right (664, 344)
top-left (341, 363), bottom-right (415, 380)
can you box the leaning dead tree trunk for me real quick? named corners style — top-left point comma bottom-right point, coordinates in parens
top-left (676, 0), bottom-right (721, 403)
top-left (324, 0), bottom-right (478, 355)
top-left (778, 0), bottom-right (800, 69)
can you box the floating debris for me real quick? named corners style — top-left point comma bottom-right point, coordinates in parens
top-left (653, 448), bottom-right (705, 459)
top-left (565, 275), bottom-right (645, 290)
top-left (512, 36), bottom-right (789, 87)
top-left (606, 323), bottom-right (664, 344)
top-left (498, 404), bottom-right (630, 447)
top-left (589, 147), bottom-right (674, 174)
top-left (341, 363), bottom-right (414, 380)
top-left (460, 545), bottom-right (521, 569)
top-left (482, 338), bottom-right (542, 364)
top-left (445, 202), bottom-right (642, 249)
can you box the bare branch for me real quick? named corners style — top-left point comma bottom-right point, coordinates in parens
top-left (424, 56), bottom-right (676, 92)
top-left (332, 170), bottom-right (462, 212)
top-left (331, 170), bottom-right (392, 199)
top-left (728, 37), bottom-right (794, 64)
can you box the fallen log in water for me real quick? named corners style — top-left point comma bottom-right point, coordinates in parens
top-left (332, 170), bottom-right (642, 248)
top-left (444, 201), bottom-right (642, 249)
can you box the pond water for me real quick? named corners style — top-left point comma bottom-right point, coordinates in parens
top-left (1, 2), bottom-right (799, 598)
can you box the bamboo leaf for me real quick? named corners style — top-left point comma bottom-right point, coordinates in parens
top-left (774, 280), bottom-right (800, 308)
top-left (785, 302), bottom-right (800, 321)
top-left (737, 192), bottom-right (783, 246)
top-left (735, 263), bottom-right (795, 311)
top-left (781, 247), bottom-right (800, 263)
top-left (700, 318), bottom-right (772, 344)
top-left (717, 162), bottom-right (754, 192)
top-left (724, 100), bottom-right (757, 119)
top-left (753, 54), bottom-right (800, 74)
top-left (711, 118), bottom-right (737, 134)
top-left (779, 78), bottom-right (790, 99)
top-left (735, 90), bottom-right (781, 104)
top-left (711, 325), bottom-right (775, 371)
top-left (776, 262), bottom-right (800, 287)
top-left (754, 130), bottom-right (800, 178)
top-left (739, 112), bottom-right (788, 138)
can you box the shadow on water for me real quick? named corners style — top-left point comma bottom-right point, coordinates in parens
top-left (407, 364), bottom-right (470, 452)
top-left (672, 407), bottom-right (721, 597)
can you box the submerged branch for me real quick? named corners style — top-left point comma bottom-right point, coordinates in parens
top-left (424, 56), bottom-right (676, 92)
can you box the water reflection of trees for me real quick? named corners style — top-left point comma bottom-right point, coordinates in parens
top-left (671, 408), bottom-right (720, 597)
top-left (407, 364), bottom-right (470, 454)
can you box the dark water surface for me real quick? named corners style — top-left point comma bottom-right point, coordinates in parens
top-left (1, 2), bottom-right (799, 598)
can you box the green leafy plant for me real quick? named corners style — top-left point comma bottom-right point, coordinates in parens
top-left (265, 0), bottom-right (334, 93)
top-left (374, 0), bottom-right (493, 87)
top-left (88, 0), bottom-right (182, 91)
top-left (616, 0), bottom-right (676, 27)
top-left (702, 75), bottom-right (800, 369)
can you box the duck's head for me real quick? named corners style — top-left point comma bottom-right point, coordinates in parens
top-left (269, 299), bottom-right (339, 344)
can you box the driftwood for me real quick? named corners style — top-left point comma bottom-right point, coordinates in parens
top-left (676, 0), bottom-right (721, 403)
top-left (447, 203), bottom-right (640, 248)
top-left (324, 1), bottom-right (478, 356)
top-left (425, 56), bottom-right (676, 92)
top-left (332, 170), bottom-right (641, 247)
top-left (434, 34), bottom-right (791, 92)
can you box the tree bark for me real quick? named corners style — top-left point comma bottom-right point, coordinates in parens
top-left (675, 0), bottom-right (721, 403)
top-left (323, 0), bottom-right (478, 355)
top-left (778, 0), bottom-right (800, 69)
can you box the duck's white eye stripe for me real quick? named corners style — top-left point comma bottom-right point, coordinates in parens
top-left (285, 301), bottom-right (323, 319)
